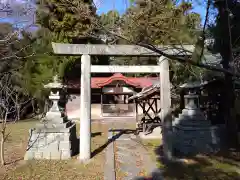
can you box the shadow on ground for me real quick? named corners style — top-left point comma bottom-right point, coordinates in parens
top-left (72, 132), bottom-right (103, 156)
top-left (91, 129), bottom-right (135, 158)
top-left (134, 145), bottom-right (240, 180)
top-left (4, 157), bottom-right (23, 165)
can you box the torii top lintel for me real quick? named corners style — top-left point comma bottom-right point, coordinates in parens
top-left (51, 43), bottom-right (194, 56)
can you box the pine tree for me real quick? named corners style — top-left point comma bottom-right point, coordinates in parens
top-left (36, 0), bottom-right (97, 43)
top-left (35, 0), bottom-right (108, 80)
top-left (122, 0), bottom-right (200, 45)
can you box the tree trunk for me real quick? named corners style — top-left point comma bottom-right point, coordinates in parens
top-left (15, 95), bottom-right (20, 121)
top-left (0, 133), bottom-right (5, 165)
top-left (31, 99), bottom-right (35, 114)
top-left (17, 106), bottom-right (20, 121)
top-left (217, 0), bottom-right (238, 145)
top-left (0, 111), bottom-right (8, 165)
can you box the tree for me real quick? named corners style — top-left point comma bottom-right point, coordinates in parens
top-left (0, 22), bottom-right (33, 165)
top-left (36, 0), bottom-right (97, 43)
top-left (99, 10), bottom-right (121, 32)
top-left (209, 0), bottom-right (240, 145)
top-left (118, 1), bottom-right (203, 80)
top-left (121, 0), bottom-right (201, 45)
top-left (95, 0), bottom-right (240, 159)
top-left (0, 73), bottom-right (16, 165)
top-left (35, 0), bottom-right (110, 79)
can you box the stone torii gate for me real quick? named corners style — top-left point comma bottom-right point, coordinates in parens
top-left (51, 43), bottom-right (194, 162)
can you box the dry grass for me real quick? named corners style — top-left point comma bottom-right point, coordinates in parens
top-left (141, 139), bottom-right (240, 180)
top-left (0, 119), bottom-right (108, 180)
top-left (160, 155), bottom-right (240, 180)
top-left (141, 139), bottom-right (163, 168)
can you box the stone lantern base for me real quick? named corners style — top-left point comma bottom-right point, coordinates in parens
top-left (24, 118), bottom-right (78, 160)
top-left (172, 108), bottom-right (224, 156)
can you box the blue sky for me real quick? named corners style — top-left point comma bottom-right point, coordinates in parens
top-left (0, 0), bottom-right (207, 26)
top-left (96, 0), bottom-right (207, 24)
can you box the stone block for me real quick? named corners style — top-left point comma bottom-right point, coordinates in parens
top-left (37, 132), bottom-right (46, 138)
top-left (36, 121), bottom-right (71, 129)
top-left (28, 139), bottom-right (38, 149)
top-left (172, 108), bottom-right (225, 156)
top-left (45, 111), bottom-right (62, 120)
top-left (63, 133), bottom-right (71, 140)
top-left (47, 142), bottom-right (59, 150)
top-left (38, 138), bottom-right (46, 146)
top-left (24, 119), bottom-right (78, 160)
top-left (24, 151), bottom-right (35, 160)
top-left (56, 133), bottom-right (69, 141)
top-left (30, 132), bottom-right (38, 140)
top-left (46, 134), bottom-right (57, 144)
top-left (37, 145), bottom-right (45, 151)
top-left (59, 141), bottom-right (71, 150)
top-left (42, 151), bottom-right (51, 159)
top-left (50, 152), bottom-right (61, 159)
top-left (34, 152), bottom-right (43, 159)
top-left (61, 150), bottom-right (71, 160)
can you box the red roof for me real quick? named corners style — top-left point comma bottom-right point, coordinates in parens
top-left (66, 73), bottom-right (159, 89)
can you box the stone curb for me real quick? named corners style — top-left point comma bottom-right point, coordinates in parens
top-left (104, 130), bottom-right (116, 180)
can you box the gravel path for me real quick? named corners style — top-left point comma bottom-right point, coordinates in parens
top-left (107, 121), bottom-right (159, 180)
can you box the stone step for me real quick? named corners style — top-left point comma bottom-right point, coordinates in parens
top-left (182, 109), bottom-right (205, 117)
top-left (35, 121), bottom-right (71, 129)
top-left (177, 114), bottom-right (206, 121)
top-left (34, 127), bottom-right (71, 133)
top-left (173, 124), bottom-right (213, 131)
top-left (174, 121), bottom-right (212, 127)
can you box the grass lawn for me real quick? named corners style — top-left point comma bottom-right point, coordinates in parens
top-left (0, 119), bottom-right (108, 180)
top-left (142, 139), bottom-right (240, 180)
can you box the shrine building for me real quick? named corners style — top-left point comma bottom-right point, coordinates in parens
top-left (65, 73), bottom-right (159, 120)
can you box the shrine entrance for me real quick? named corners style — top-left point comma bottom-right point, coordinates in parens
top-left (52, 42), bottom-right (193, 161)
top-left (101, 81), bottom-right (135, 117)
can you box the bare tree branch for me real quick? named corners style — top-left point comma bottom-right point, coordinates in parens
top-left (99, 26), bottom-right (240, 77)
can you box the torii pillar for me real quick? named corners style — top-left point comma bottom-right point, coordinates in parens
top-left (79, 54), bottom-right (91, 162)
top-left (159, 56), bottom-right (172, 161)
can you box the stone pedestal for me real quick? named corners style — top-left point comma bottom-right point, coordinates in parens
top-left (173, 109), bottom-right (222, 156)
top-left (24, 121), bottom-right (77, 160)
top-left (24, 76), bottom-right (78, 160)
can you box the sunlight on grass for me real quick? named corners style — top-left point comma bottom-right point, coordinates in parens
top-left (141, 139), bottom-right (164, 168)
top-left (141, 139), bottom-right (240, 180)
top-left (160, 156), bottom-right (240, 180)
top-left (1, 119), bottom-right (108, 180)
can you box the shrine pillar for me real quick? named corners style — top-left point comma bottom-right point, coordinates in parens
top-left (79, 54), bottom-right (91, 162)
top-left (159, 56), bottom-right (173, 160)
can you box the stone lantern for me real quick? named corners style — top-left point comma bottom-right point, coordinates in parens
top-left (24, 75), bottom-right (77, 160)
top-left (43, 75), bottom-right (65, 123)
top-left (184, 89), bottom-right (200, 110)
top-left (172, 81), bottom-right (220, 156)
top-left (174, 81), bottom-right (207, 125)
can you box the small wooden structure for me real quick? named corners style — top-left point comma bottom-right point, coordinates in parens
top-left (101, 85), bottom-right (135, 117)
top-left (129, 83), bottom-right (161, 135)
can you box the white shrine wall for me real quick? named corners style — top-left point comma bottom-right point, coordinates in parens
top-left (65, 94), bottom-right (161, 120)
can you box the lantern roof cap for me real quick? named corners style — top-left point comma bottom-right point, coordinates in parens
top-left (180, 81), bottom-right (209, 89)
